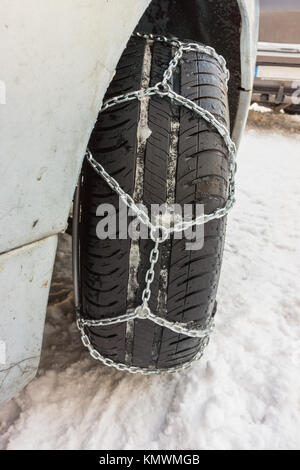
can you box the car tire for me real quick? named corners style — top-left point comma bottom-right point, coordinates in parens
top-left (78, 35), bottom-right (230, 370)
top-left (284, 103), bottom-right (300, 115)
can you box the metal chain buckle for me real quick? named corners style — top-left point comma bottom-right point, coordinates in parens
top-left (74, 32), bottom-right (237, 375)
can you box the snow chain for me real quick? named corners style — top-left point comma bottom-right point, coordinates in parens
top-left (75, 33), bottom-right (237, 375)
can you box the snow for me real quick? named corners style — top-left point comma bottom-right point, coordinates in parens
top-left (136, 42), bottom-right (152, 147)
top-left (0, 116), bottom-right (300, 450)
top-left (250, 103), bottom-right (272, 113)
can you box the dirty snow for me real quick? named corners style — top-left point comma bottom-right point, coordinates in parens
top-left (0, 112), bottom-right (300, 450)
top-left (136, 42), bottom-right (152, 147)
top-left (250, 102), bottom-right (272, 113)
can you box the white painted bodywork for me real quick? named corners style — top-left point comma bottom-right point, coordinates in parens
top-left (233, 0), bottom-right (259, 146)
top-left (0, 0), bottom-right (256, 405)
top-left (0, 236), bottom-right (57, 405)
top-left (0, 0), bottom-right (150, 406)
top-left (0, 0), bottom-right (150, 254)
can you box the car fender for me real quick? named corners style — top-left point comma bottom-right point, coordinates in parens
top-left (0, 0), bottom-right (150, 406)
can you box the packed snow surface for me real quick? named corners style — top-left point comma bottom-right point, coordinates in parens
top-left (0, 118), bottom-right (300, 450)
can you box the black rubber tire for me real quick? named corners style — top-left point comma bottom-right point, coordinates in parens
top-left (79, 36), bottom-right (230, 370)
top-left (284, 103), bottom-right (300, 115)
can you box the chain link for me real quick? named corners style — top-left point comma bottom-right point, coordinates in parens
top-left (78, 308), bottom-right (214, 339)
top-left (76, 312), bottom-right (210, 375)
top-left (134, 32), bottom-right (230, 85)
top-left (76, 32), bottom-right (237, 374)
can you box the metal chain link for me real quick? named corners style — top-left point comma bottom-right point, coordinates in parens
top-left (141, 240), bottom-right (160, 306)
top-left (76, 32), bottom-right (237, 374)
top-left (76, 312), bottom-right (210, 375)
top-left (134, 31), bottom-right (230, 85)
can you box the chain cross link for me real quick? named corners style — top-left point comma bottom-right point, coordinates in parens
top-left (76, 32), bottom-right (237, 374)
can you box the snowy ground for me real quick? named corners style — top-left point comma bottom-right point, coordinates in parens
top-left (0, 111), bottom-right (300, 450)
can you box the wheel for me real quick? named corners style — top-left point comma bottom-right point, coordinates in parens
top-left (284, 103), bottom-right (300, 115)
top-left (78, 35), bottom-right (230, 371)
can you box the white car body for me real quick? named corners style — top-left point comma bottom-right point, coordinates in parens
top-left (0, 0), bottom-right (258, 405)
